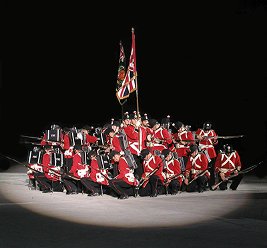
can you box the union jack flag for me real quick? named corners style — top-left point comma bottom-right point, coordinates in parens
top-left (116, 28), bottom-right (137, 100)
top-left (116, 41), bottom-right (126, 92)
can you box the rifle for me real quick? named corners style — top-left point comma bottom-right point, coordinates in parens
top-left (179, 135), bottom-right (244, 143)
top-left (211, 160), bottom-right (263, 191)
top-left (20, 135), bottom-right (63, 146)
top-left (136, 160), bottom-right (163, 191)
top-left (0, 153), bottom-right (80, 181)
top-left (187, 169), bottom-right (209, 185)
top-left (201, 135), bottom-right (244, 140)
top-left (20, 135), bottom-right (43, 140)
top-left (91, 143), bottom-right (110, 150)
top-left (164, 173), bottom-right (185, 187)
top-left (20, 140), bottom-right (42, 146)
top-left (48, 167), bottom-right (81, 181)
top-left (0, 153), bottom-right (43, 174)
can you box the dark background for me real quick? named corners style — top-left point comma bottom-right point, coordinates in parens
top-left (1, 1), bottom-right (267, 175)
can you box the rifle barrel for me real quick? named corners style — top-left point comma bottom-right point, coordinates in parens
top-left (21, 135), bottom-right (43, 140)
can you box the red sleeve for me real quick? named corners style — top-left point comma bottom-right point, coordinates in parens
top-left (86, 134), bottom-right (98, 144)
top-left (235, 151), bottom-right (242, 170)
top-left (155, 155), bottom-right (164, 174)
top-left (173, 160), bottom-right (181, 174)
top-left (214, 153), bottom-right (222, 173)
top-left (63, 134), bottom-right (70, 149)
top-left (112, 136), bottom-right (123, 152)
top-left (200, 153), bottom-right (209, 170)
top-left (185, 158), bottom-right (192, 174)
top-left (116, 158), bottom-right (129, 179)
top-left (42, 153), bottom-right (50, 172)
top-left (70, 154), bottom-right (81, 174)
top-left (41, 133), bottom-right (47, 146)
top-left (162, 129), bottom-right (173, 144)
top-left (124, 126), bottom-right (139, 140)
top-left (195, 129), bottom-right (201, 136)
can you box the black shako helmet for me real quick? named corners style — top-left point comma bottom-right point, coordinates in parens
top-left (140, 149), bottom-right (150, 159)
top-left (203, 122), bottom-right (212, 131)
top-left (188, 144), bottom-right (199, 155)
top-left (148, 119), bottom-right (159, 128)
top-left (161, 149), bottom-right (172, 158)
top-left (223, 144), bottom-right (234, 154)
top-left (173, 121), bottom-right (183, 130)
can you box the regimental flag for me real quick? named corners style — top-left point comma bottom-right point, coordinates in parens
top-left (116, 41), bottom-right (126, 92)
top-left (116, 28), bottom-right (137, 101)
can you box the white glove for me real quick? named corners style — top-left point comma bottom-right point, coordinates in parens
top-left (135, 120), bottom-right (141, 127)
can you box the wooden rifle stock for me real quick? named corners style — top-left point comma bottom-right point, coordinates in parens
top-left (164, 173), bottom-right (184, 186)
top-left (188, 169), bottom-right (209, 185)
top-left (91, 143), bottom-right (110, 150)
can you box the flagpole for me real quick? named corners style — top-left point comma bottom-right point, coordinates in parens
top-left (132, 27), bottom-right (142, 154)
top-left (135, 72), bottom-right (140, 118)
top-left (132, 27), bottom-right (141, 119)
top-left (120, 99), bottom-right (127, 120)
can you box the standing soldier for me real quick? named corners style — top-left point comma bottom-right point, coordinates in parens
top-left (81, 125), bottom-right (99, 151)
top-left (104, 127), bottom-right (124, 154)
top-left (121, 111), bottom-right (143, 179)
top-left (146, 118), bottom-right (173, 154)
top-left (195, 121), bottom-right (218, 189)
top-left (171, 121), bottom-right (195, 172)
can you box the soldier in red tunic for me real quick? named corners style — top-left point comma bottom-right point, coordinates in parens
top-left (171, 121), bottom-right (195, 173)
top-left (161, 149), bottom-right (183, 195)
top-left (214, 144), bottom-right (243, 190)
top-left (195, 121), bottom-right (218, 189)
top-left (34, 145), bottom-right (64, 193)
top-left (138, 148), bottom-right (165, 197)
top-left (108, 150), bottom-right (139, 199)
top-left (183, 144), bottom-right (210, 193)
top-left (80, 150), bottom-right (110, 196)
top-left (146, 119), bottom-right (173, 154)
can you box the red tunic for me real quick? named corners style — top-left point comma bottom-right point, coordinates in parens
top-left (214, 151), bottom-right (242, 177)
top-left (114, 157), bottom-right (138, 186)
top-left (165, 158), bottom-right (183, 185)
top-left (69, 153), bottom-right (89, 179)
top-left (149, 127), bottom-right (173, 152)
top-left (123, 125), bottom-right (140, 156)
top-left (141, 155), bottom-right (165, 184)
top-left (110, 134), bottom-right (124, 152)
top-left (172, 130), bottom-right (194, 157)
top-left (62, 133), bottom-right (74, 159)
top-left (42, 152), bottom-right (61, 181)
top-left (89, 158), bottom-right (109, 185)
top-left (185, 152), bottom-right (210, 179)
top-left (195, 128), bottom-right (218, 159)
